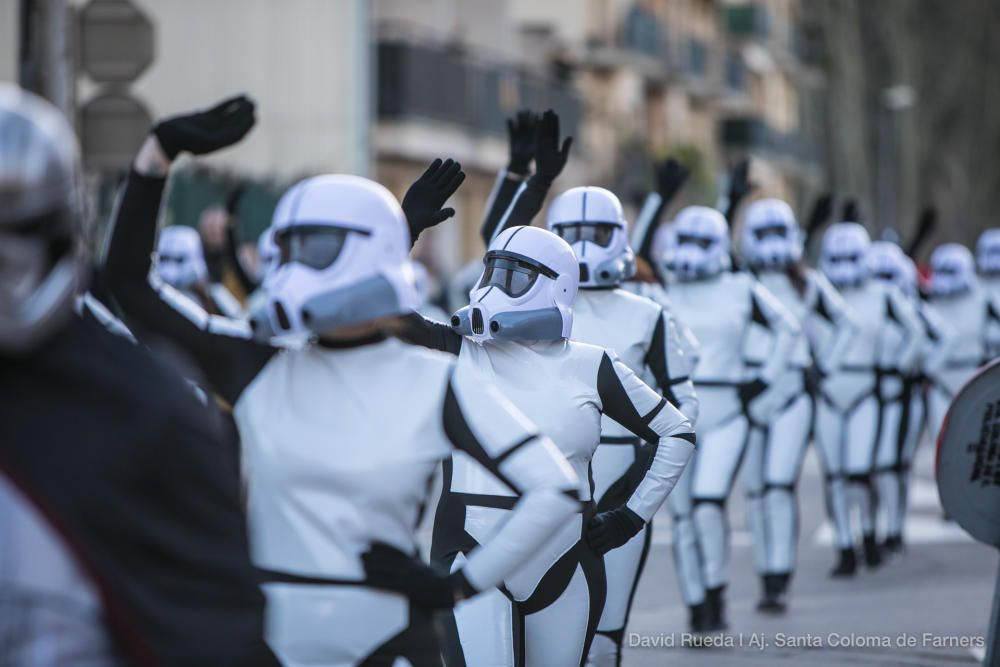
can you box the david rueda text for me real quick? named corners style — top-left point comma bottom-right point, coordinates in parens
top-left (628, 632), bottom-right (985, 650)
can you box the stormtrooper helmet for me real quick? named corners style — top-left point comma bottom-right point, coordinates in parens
top-left (821, 222), bottom-right (871, 288)
top-left (255, 226), bottom-right (278, 282)
top-left (546, 186), bottom-right (630, 287)
top-left (868, 241), bottom-right (917, 297)
top-left (976, 229), bottom-right (1000, 278)
top-left (741, 198), bottom-right (802, 270)
top-left (156, 226), bottom-right (208, 289)
top-left (671, 206), bottom-right (731, 281)
top-left (929, 243), bottom-right (977, 297)
top-left (251, 174), bottom-right (421, 340)
top-left (452, 226), bottom-right (578, 341)
top-left (0, 83), bottom-right (83, 354)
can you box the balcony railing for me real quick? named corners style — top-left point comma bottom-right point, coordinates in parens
top-left (377, 41), bottom-right (582, 139)
top-left (719, 116), bottom-right (819, 164)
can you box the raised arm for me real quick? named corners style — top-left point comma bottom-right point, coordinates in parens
top-left (489, 110), bottom-right (573, 238)
top-left (102, 96), bottom-right (275, 405)
top-left (631, 158), bottom-right (690, 270)
top-left (401, 158), bottom-right (465, 249)
top-left (362, 363), bottom-right (580, 608)
top-left (588, 352), bottom-right (696, 555)
top-left (395, 312), bottom-right (464, 355)
top-left (480, 110), bottom-right (537, 245)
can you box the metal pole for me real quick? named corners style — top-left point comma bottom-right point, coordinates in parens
top-left (986, 555), bottom-right (1000, 666)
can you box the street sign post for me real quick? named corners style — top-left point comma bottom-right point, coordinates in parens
top-left (78, 0), bottom-right (154, 84)
top-left (936, 359), bottom-right (1000, 666)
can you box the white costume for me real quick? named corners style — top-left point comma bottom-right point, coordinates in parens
top-left (817, 224), bottom-right (922, 575)
top-left (739, 199), bottom-right (856, 610)
top-left (663, 206), bottom-right (799, 630)
top-left (545, 187), bottom-right (699, 665)
top-left (405, 225), bottom-right (696, 667)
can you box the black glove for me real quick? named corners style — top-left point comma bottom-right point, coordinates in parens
top-left (841, 199), bottom-right (860, 223)
top-left (153, 95), bottom-right (256, 160)
top-left (532, 109), bottom-right (573, 185)
top-left (905, 206), bottom-right (937, 259)
top-left (506, 110), bottom-right (539, 175)
top-left (402, 158), bottom-right (466, 243)
top-left (723, 157), bottom-right (755, 224)
top-left (739, 378), bottom-right (769, 405)
top-left (654, 158), bottom-right (690, 203)
top-left (805, 193), bottom-right (833, 236)
top-left (586, 507), bottom-right (644, 556)
top-left (361, 542), bottom-right (476, 610)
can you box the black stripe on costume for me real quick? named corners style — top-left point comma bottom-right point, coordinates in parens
top-left (751, 293), bottom-right (771, 329)
top-left (495, 434), bottom-right (537, 466)
top-left (597, 353), bottom-right (660, 443)
top-left (643, 313), bottom-right (679, 407)
top-left (443, 378), bottom-right (521, 494)
top-left (815, 289), bottom-right (835, 323)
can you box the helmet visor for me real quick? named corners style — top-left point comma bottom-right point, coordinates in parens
top-left (752, 223), bottom-right (788, 241)
top-left (276, 225), bottom-right (363, 270)
top-left (676, 233), bottom-right (714, 250)
top-left (477, 250), bottom-right (557, 298)
top-left (553, 223), bottom-right (617, 248)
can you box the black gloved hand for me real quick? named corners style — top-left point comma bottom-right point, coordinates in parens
top-left (805, 193), bottom-right (833, 236)
top-left (361, 542), bottom-right (476, 610)
top-left (402, 158), bottom-right (466, 242)
top-left (506, 110), bottom-right (539, 175)
top-left (727, 157), bottom-right (755, 202)
top-left (532, 109), bottom-right (573, 184)
top-left (153, 95), bottom-right (256, 160)
top-left (905, 206), bottom-right (937, 259)
top-left (586, 507), bottom-right (644, 556)
top-left (739, 378), bottom-right (769, 405)
top-left (841, 199), bottom-right (860, 223)
top-left (654, 158), bottom-right (690, 203)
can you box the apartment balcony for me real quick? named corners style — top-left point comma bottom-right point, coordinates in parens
top-left (719, 116), bottom-right (820, 166)
top-left (377, 40), bottom-right (582, 169)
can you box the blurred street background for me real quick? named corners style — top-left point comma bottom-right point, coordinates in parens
top-left (4, 2), bottom-right (999, 664)
top-left (5, 0), bottom-right (1000, 284)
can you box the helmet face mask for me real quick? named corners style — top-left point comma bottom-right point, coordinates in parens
top-left (546, 187), bottom-right (630, 287)
top-left (454, 226), bottom-right (578, 342)
top-left (671, 206), bottom-right (730, 281)
top-left (249, 174), bottom-right (420, 341)
top-left (868, 241), bottom-right (916, 296)
top-left (741, 198), bottom-right (802, 270)
top-left (156, 226), bottom-right (208, 290)
top-left (821, 223), bottom-right (871, 288)
top-left (0, 84), bottom-right (83, 354)
top-left (929, 243), bottom-right (976, 297)
top-left (976, 229), bottom-right (1000, 277)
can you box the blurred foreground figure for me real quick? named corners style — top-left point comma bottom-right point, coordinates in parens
top-left (976, 228), bottom-right (1000, 299)
top-left (0, 84), bottom-right (277, 665)
top-left (817, 223), bottom-right (922, 577)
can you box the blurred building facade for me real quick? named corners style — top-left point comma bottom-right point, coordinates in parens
top-left (4, 0), bottom-right (825, 274)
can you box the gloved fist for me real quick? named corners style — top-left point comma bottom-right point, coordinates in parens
top-left (654, 158), bottom-right (690, 202)
top-left (402, 158), bottom-right (466, 242)
top-left (506, 110), bottom-right (539, 175)
top-left (739, 377), bottom-right (769, 405)
top-left (586, 507), bottom-right (644, 556)
top-left (532, 109), bottom-right (573, 184)
top-left (361, 542), bottom-right (476, 610)
top-left (805, 193), bottom-right (834, 236)
top-left (153, 95), bottom-right (256, 160)
top-left (727, 157), bottom-right (756, 206)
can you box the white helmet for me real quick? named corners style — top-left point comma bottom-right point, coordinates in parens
top-left (868, 241), bottom-right (917, 296)
top-left (821, 222), bottom-right (871, 288)
top-left (976, 229), bottom-right (1000, 277)
top-left (452, 226), bottom-right (578, 341)
top-left (741, 198), bottom-right (802, 269)
top-left (929, 243), bottom-right (977, 296)
top-left (251, 174), bottom-right (421, 339)
top-left (0, 84), bottom-right (83, 354)
top-left (671, 206), bottom-right (731, 281)
top-left (156, 226), bottom-right (208, 289)
top-left (255, 226), bottom-right (278, 282)
top-left (546, 186), bottom-right (631, 287)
